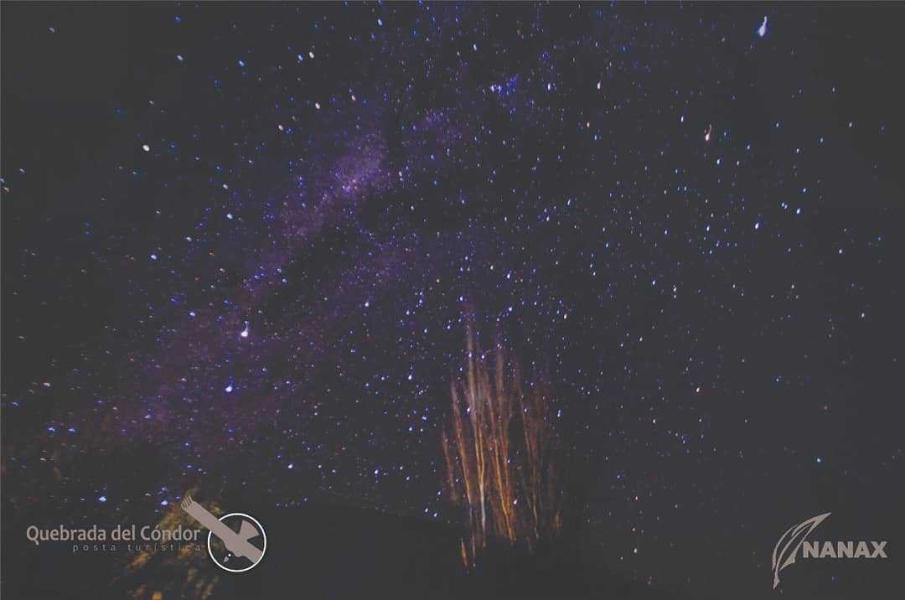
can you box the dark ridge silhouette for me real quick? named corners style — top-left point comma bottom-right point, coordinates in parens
top-left (5, 499), bottom-right (688, 599)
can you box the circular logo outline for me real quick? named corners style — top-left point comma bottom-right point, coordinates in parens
top-left (206, 512), bottom-right (267, 573)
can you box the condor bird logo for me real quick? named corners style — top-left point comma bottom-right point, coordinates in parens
top-left (181, 495), bottom-right (267, 573)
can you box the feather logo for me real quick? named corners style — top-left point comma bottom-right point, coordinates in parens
top-left (771, 512), bottom-right (831, 589)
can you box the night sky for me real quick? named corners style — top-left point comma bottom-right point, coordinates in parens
top-left (1, 3), bottom-right (902, 599)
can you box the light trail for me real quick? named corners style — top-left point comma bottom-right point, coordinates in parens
top-left (442, 328), bottom-right (562, 568)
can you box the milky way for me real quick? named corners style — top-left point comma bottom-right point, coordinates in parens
top-left (2, 4), bottom-right (900, 597)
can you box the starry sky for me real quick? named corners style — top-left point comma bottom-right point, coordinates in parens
top-left (1, 3), bottom-right (901, 599)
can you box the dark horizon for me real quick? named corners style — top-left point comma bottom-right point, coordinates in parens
top-left (1, 3), bottom-right (902, 599)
